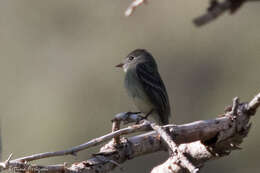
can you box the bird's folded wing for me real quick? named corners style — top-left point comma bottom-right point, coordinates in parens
top-left (136, 63), bottom-right (168, 112)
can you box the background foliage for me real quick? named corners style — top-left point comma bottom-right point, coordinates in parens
top-left (0, 0), bottom-right (259, 172)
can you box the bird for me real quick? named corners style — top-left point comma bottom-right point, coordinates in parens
top-left (116, 49), bottom-right (171, 125)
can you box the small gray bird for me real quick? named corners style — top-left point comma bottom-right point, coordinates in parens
top-left (116, 49), bottom-right (171, 125)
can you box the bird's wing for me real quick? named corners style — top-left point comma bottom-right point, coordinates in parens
top-left (136, 63), bottom-right (169, 115)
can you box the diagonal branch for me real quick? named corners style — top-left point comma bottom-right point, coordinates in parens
top-left (151, 123), bottom-right (199, 173)
top-left (125, 0), bottom-right (148, 17)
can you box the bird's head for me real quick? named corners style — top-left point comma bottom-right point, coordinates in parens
top-left (116, 49), bottom-right (157, 72)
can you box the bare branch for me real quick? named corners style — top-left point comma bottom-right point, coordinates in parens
top-left (0, 92), bottom-right (259, 173)
top-left (66, 93), bottom-right (254, 173)
top-left (125, 0), bottom-right (148, 17)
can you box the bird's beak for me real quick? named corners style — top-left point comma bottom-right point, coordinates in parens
top-left (115, 63), bottom-right (124, 68)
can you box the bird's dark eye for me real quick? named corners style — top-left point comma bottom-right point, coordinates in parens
top-left (128, 56), bottom-right (134, 61)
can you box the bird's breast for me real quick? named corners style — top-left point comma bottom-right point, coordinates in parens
top-left (124, 70), bottom-right (154, 114)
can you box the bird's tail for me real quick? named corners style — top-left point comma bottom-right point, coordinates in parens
top-left (160, 114), bottom-right (169, 125)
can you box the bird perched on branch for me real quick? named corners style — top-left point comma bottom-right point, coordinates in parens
top-left (116, 49), bottom-right (171, 125)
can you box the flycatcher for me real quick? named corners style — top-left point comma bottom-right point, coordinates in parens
top-left (116, 49), bottom-right (171, 125)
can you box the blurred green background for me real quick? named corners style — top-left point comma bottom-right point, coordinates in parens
top-left (0, 0), bottom-right (259, 172)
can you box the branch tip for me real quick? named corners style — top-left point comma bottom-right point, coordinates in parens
top-left (230, 97), bottom-right (239, 115)
top-left (125, 0), bottom-right (148, 17)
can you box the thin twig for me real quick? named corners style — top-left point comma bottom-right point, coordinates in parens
top-left (13, 120), bottom-right (151, 162)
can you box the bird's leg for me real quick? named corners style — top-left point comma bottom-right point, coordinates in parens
top-left (144, 109), bottom-right (154, 119)
top-left (134, 109), bottom-right (154, 124)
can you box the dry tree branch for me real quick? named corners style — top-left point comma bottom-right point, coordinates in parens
top-left (125, 0), bottom-right (148, 17)
top-left (0, 92), bottom-right (259, 173)
top-left (193, 0), bottom-right (246, 26)
top-left (125, 0), bottom-right (259, 26)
